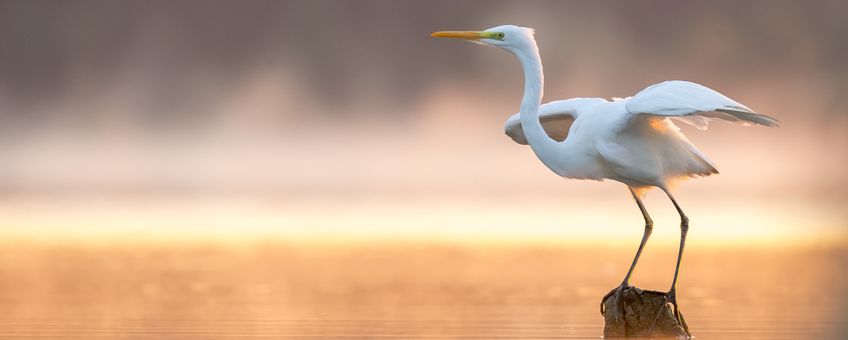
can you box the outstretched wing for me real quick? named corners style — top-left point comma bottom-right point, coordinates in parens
top-left (625, 80), bottom-right (780, 130)
top-left (504, 98), bottom-right (607, 145)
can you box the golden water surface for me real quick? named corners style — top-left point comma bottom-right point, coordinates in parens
top-left (1, 243), bottom-right (845, 339)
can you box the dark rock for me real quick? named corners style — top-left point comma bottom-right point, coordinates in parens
top-left (601, 286), bottom-right (690, 338)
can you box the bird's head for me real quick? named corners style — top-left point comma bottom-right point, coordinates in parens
top-left (431, 25), bottom-right (536, 53)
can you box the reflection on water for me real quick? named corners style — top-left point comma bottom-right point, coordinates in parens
top-left (0, 244), bottom-right (845, 339)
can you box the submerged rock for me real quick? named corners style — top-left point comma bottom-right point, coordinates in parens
top-left (601, 286), bottom-right (690, 338)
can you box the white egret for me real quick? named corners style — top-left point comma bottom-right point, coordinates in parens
top-left (431, 25), bottom-right (779, 328)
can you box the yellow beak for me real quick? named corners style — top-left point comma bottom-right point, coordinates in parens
top-left (430, 31), bottom-right (485, 40)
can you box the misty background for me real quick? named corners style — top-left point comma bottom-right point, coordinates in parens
top-left (0, 0), bottom-right (846, 244)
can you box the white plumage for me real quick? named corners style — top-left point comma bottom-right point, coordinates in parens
top-left (503, 80), bottom-right (779, 193)
top-left (432, 25), bottom-right (778, 332)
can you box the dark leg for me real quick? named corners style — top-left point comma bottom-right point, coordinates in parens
top-left (666, 189), bottom-right (688, 319)
top-left (649, 189), bottom-right (690, 335)
top-left (621, 188), bottom-right (654, 286)
top-left (601, 188), bottom-right (654, 315)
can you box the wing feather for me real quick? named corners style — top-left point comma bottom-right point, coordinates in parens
top-left (504, 98), bottom-right (607, 145)
top-left (625, 80), bottom-right (779, 129)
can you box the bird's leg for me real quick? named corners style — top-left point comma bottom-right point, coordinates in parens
top-left (622, 188), bottom-right (654, 287)
top-left (649, 190), bottom-right (690, 336)
top-left (601, 188), bottom-right (653, 316)
top-left (667, 191), bottom-right (688, 324)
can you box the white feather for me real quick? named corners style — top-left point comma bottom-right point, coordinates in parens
top-left (504, 98), bottom-right (607, 145)
top-left (625, 80), bottom-right (780, 128)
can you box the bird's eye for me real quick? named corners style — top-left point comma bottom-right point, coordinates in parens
top-left (497, 33), bottom-right (505, 39)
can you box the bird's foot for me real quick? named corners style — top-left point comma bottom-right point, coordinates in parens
top-left (648, 289), bottom-right (690, 337)
top-left (600, 283), bottom-right (630, 316)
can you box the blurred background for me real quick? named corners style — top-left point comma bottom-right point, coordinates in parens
top-left (1, 0), bottom-right (846, 245)
top-left (0, 0), bottom-right (846, 338)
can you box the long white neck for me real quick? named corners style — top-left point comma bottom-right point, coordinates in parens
top-left (512, 42), bottom-right (560, 162)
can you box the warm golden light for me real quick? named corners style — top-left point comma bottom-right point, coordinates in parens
top-left (1, 193), bottom-right (845, 247)
top-left (0, 1), bottom-right (846, 338)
